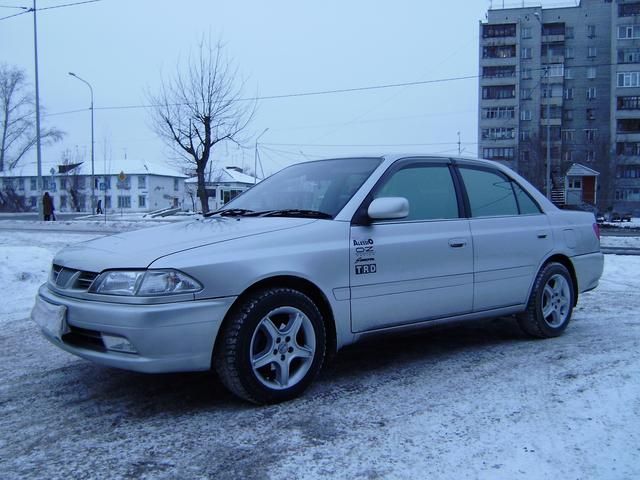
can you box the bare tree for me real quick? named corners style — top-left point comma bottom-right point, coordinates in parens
top-left (148, 39), bottom-right (254, 213)
top-left (0, 64), bottom-right (64, 172)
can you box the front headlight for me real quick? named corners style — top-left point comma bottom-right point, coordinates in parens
top-left (90, 269), bottom-right (202, 296)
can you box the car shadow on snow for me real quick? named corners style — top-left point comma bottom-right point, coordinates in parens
top-left (41, 316), bottom-right (528, 411)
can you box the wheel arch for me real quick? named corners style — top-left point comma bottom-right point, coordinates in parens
top-left (538, 254), bottom-right (579, 306)
top-left (212, 275), bottom-right (338, 365)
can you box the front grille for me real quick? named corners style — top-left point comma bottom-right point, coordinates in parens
top-left (51, 264), bottom-right (99, 291)
top-left (62, 326), bottom-right (106, 352)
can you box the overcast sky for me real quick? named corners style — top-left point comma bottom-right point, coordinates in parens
top-left (1, 0), bottom-right (578, 176)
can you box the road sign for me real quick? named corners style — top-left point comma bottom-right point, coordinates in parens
top-left (118, 171), bottom-right (126, 182)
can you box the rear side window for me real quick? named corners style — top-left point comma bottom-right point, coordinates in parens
top-left (513, 182), bottom-right (542, 214)
top-left (375, 165), bottom-right (459, 221)
top-left (459, 167), bottom-right (518, 217)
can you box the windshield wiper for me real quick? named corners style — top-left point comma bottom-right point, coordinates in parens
top-left (204, 208), bottom-right (257, 218)
top-left (259, 209), bottom-right (332, 219)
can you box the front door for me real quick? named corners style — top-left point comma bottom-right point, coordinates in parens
top-left (350, 161), bottom-right (474, 333)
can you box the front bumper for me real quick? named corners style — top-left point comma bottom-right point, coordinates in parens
top-left (32, 284), bottom-right (236, 373)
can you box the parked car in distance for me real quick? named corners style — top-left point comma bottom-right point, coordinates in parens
top-left (595, 212), bottom-right (605, 224)
top-left (32, 155), bottom-right (604, 404)
top-left (610, 212), bottom-right (622, 222)
top-left (621, 212), bottom-right (633, 222)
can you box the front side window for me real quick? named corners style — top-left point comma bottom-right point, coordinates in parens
top-left (374, 165), bottom-right (459, 221)
top-left (459, 168), bottom-right (518, 217)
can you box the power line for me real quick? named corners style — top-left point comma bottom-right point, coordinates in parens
top-left (37, 0), bottom-right (102, 12)
top-left (0, 0), bottom-right (102, 20)
top-left (42, 60), bottom-right (622, 119)
top-left (262, 141), bottom-right (479, 148)
top-left (0, 4), bottom-right (29, 9)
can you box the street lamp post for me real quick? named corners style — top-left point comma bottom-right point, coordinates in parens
top-left (68, 72), bottom-right (95, 213)
top-left (534, 12), bottom-right (552, 200)
top-left (254, 128), bottom-right (269, 184)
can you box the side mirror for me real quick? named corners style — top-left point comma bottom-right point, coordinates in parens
top-left (368, 197), bottom-right (409, 220)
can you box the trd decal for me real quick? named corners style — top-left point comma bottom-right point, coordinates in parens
top-left (355, 263), bottom-right (377, 275)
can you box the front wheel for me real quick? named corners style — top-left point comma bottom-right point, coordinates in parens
top-left (517, 262), bottom-right (575, 338)
top-left (215, 288), bottom-right (326, 404)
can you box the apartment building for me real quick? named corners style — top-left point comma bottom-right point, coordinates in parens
top-left (479, 0), bottom-right (640, 215)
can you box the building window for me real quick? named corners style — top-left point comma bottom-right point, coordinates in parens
top-left (105, 196), bottom-right (111, 209)
top-left (587, 46), bottom-right (597, 58)
top-left (482, 66), bottom-right (515, 79)
top-left (587, 108), bottom-right (596, 120)
top-left (587, 87), bottom-right (597, 100)
top-left (482, 85), bottom-right (516, 100)
top-left (568, 178), bottom-right (582, 189)
top-left (30, 178), bottom-right (37, 190)
top-left (565, 26), bottom-right (574, 38)
top-left (562, 130), bottom-right (575, 142)
top-left (564, 68), bottom-right (574, 79)
top-left (587, 67), bottom-right (596, 79)
top-left (482, 128), bottom-right (515, 141)
top-left (618, 25), bottom-right (640, 39)
top-left (17, 178), bottom-right (24, 191)
top-left (586, 151), bottom-right (595, 162)
top-left (173, 178), bottom-right (180, 191)
top-left (617, 72), bottom-right (640, 87)
top-left (520, 150), bottom-right (530, 162)
top-left (520, 88), bottom-right (532, 100)
top-left (616, 165), bottom-right (640, 177)
top-left (138, 195), bottom-right (146, 208)
top-left (543, 23), bottom-right (565, 36)
top-left (520, 130), bottom-right (531, 141)
top-left (565, 47), bottom-right (574, 59)
top-left (520, 109), bottom-right (532, 121)
top-left (60, 196), bottom-right (67, 208)
top-left (618, 48), bottom-right (640, 64)
top-left (564, 88), bottom-right (574, 100)
top-left (618, 118), bottom-right (640, 132)
top-left (521, 47), bottom-right (532, 60)
top-left (117, 196), bottom-right (131, 208)
top-left (482, 23), bottom-right (516, 38)
top-left (138, 175), bottom-right (146, 189)
top-left (548, 64), bottom-right (564, 77)
top-left (542, 85), bottom-right (563, 98)
top-left (520, 67), bottom-right (532, 80)
top-left (483, 45), bottom-right (516, 59)
top-left (587, 25), bottom-right (596, 38)
top-left (482, 147), bottom-right (514, 160)
top-left (617, 142), bottom-right (640, 155)
top-left (619, 3), bottom-right (640, 17)
top-left (30, 196), bottom-right (37, 207)
top-left (521, 26), bottom-right (532, 39)
top-left (563, 109), bottom-right (574, 121)
top-left (618, 96), bottom-right (640, 110)
top-left (585, 129), bottom-right (597, 143)
top-left (563, 150), bottom-right (574, 162)
top-left (482, 107), bottom-right (515, 119)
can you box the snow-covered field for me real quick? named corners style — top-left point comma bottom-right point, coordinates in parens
top-left (0, 228), bottom-right (639, 479)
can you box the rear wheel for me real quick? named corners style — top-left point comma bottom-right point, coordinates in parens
top-left (215, 288), bottom-right (326, 404)
top-left (517, 262), bottom-right (575, 338)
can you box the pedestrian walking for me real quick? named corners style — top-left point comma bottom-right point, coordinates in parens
top-left (96, 199), bottom-right (103, 215)
top-left (42, 192), bottom-right (55, 221)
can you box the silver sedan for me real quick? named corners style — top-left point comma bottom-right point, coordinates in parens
top-left (32, 155), bottom-right (604, 403)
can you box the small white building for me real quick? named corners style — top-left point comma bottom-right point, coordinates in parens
top-left (0, 158), bottom-right (187, 213)
top-left (184, 166), bottom-right (259, 212)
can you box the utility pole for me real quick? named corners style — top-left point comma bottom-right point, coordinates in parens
top-left (32, 0), bottom-right (44, 219)
top-left (457, 131), bottom-right (461, 155)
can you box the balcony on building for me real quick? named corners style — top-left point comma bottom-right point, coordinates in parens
top-left (481, 23), bottom-right (516, 47)
top-left (542, 23), bottom-right (565, 44)
top-left (619, 2), bottom-right (640, 19)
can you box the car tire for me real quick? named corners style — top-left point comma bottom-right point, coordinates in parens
top-left (215, 288), bottom-right (326, 404)
top-left (517, 262), bottom-right (575, 338)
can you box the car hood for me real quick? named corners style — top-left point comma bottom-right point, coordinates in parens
top-left (54, 217), bottom-right (317, 272)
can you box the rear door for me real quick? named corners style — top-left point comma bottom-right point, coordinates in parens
top-left (456, 165), bottom-right (553, 311)
top-left (349, 160), bottom-right (474, 333)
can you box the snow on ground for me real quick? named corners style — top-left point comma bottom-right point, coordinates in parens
top-left (600, 235), bottom-right (640, 249)
top-left (0, 229), bottom-right (639, 479)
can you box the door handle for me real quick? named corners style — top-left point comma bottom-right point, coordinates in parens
top-left (448, 238), bottom-right (467, 248)
top-left (537, 232), bottom-right (548, 239)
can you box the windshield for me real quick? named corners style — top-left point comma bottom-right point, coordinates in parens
top-left (219, 157), bottom-right (382, 218)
